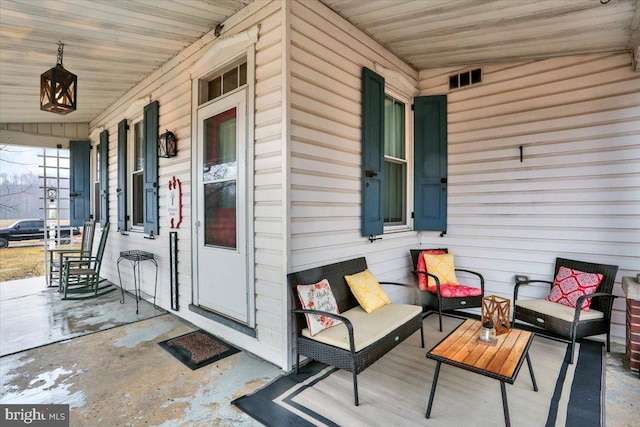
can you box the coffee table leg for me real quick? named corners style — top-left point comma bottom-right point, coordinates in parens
top-left (526, 353), bottom-right (538, 392)
top-left (425, 361), bottom-right (441, 418)
top-left (500, 381), bottom-right (510, 427)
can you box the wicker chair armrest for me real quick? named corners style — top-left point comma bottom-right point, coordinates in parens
top-left (570, 293), bottom-right (619, 339)
top-left (291, 309), bottom-right (356, 353)
top-left (573, 292), bottom-right (618, 320)
top-left (513, 279), bottom-right (553, 300)
top-left (454, 268), bottom-right (484, 292)
top-left (411, 270), bottom-right (443, 295)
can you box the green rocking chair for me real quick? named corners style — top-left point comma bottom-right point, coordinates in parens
top-left (60, 222), bottom-right (115, 300)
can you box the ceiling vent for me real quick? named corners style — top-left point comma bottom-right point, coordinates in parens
top-left (449, 68), bottom-right (482, 90)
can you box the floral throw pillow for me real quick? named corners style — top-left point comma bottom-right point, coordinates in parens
top-left (296, 279), bottom-right (342, 336)
top-left (546, 266), bottom-right (603, 311)
top-left (416, 249), bottom-right (447, 290)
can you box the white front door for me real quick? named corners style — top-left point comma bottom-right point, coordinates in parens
top-left (196, 90), bottom-right (248, 323)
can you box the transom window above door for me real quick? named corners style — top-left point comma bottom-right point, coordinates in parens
top-left (199, 60), bottom-right (247, 105)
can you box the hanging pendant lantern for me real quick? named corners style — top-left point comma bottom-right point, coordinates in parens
top-left (40, 42), bottom-right (77, 115)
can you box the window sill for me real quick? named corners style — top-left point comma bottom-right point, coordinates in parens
top-left (383, 225), bottom-right (413, 234)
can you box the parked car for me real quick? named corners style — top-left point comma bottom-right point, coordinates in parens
top-left (0, 219), bottom-right (80, 248)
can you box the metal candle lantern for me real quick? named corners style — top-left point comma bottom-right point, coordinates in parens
top-left (479, 320), bottom-right (497, 344)
top-left (40, 42), bottom-right (77, 115)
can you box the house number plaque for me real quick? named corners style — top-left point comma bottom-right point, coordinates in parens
top-left (168, 176), bottom-right (183, 229)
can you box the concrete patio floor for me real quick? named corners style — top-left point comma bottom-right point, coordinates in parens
top-left (1, 276), bottom-right (637, 426)
top-left (0, 277), bottom-right (282, 426)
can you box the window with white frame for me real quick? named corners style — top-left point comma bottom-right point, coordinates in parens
top-left (131, 119), bottom-right (144, 228)
top-left (94, 146), bottom-right (101, 223)
top-left (384, 92), bottom-right (410, 227)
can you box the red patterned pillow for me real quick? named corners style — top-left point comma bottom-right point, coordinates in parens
top-left (545, 266), bottom-right (603, 311)
top-left (297, 279), bottom-right (342, 336)
top-left (416, 249), bottom-right (447, 290)
top-left (426, 284), bottom-right (482, 298)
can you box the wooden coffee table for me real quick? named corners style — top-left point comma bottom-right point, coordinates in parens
top-left (425, 319), bottom-right (538, 427)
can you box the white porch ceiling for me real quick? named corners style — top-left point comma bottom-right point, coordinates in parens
top-left (1, 0), bottom-right (638, 125)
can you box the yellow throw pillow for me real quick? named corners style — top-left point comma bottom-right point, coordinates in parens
top-left (423, 253), bottom-right (459, 287)
top-left (344, 269), bottom-right (391, 313)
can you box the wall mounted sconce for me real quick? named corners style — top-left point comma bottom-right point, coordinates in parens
top-left (158, 130), bottom-right (177, 158)
top-left (40, 42), bottom-right (77, 115)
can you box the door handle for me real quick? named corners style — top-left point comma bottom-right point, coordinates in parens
top-left (365, 170), bottom-right (378, 178)
top-left (440, 177), bottom-right (447, 184)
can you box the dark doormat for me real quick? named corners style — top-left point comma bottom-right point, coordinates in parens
top-left (158, 330), bottom-right (240, 370)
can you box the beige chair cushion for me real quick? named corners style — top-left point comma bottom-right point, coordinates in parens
top-left (516, 298), bottom-right (603, 323)
top-left (301, 303), bottom-right (422, 352)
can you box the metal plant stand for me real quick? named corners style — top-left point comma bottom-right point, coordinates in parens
top-left (117, 250), bottom-right (158, 314)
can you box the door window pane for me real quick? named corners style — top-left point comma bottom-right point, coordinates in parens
top-left (204, 109), bottom-right (237, 181)
top-left (204, 182), bottom-right (236, 248)
top-left (203, 107), bottom-right (238, 249)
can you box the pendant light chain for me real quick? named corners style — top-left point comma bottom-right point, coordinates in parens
top-left (56, 42), bottom-right (64, 66)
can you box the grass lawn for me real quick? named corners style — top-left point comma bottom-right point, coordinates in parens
top-left (0, 244), bottom-right (48, 282)
top-left (0, 219), bottom-right (80, 282)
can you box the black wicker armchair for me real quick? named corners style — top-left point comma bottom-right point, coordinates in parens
top-left (410, 249), bottom-right (485, 332)
top-left (513, 257), bottom-right (618, 364)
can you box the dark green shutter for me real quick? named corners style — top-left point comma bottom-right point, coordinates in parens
top-left (143, 101), bottom-right (159, 236)
top-left (361, 67), bottom-right (385, 237)
top-left (414, 95), bottom-right (447, 232)
top-left (99, 130), bottom-right (109, 227)
top-left (117, 119), bottom-right (128, 232)
top-left (69, 140), bottom-right (91, 226)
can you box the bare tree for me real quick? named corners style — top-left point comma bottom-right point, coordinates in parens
top-left (0, 145), bottom-right (41, 218)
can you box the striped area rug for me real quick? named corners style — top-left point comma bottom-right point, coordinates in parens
top-left (233, 314), bottom-right (603, 427)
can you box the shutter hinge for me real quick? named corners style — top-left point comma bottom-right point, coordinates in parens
top-left (411, 104), bottom-right (415, 111)
top-left (411, 211), bottom-right (415, 219)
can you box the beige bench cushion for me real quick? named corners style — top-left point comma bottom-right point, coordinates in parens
top-left (301, 303), bottom-right (421, 352)
top-left (516, 298), bottom-right (603, 323)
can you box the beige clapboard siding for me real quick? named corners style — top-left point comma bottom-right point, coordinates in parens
top-left (88, 2), bottom-right (287, 365)
top-left (418, 52), bottom-right (640, 343)
top-left (288, 0), bottom-right (420, 308)
top-left (252, 5), bottom-right (285, 357)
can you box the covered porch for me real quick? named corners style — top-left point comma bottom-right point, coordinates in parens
top-left (1, 1), bottom-right (639, 424)
top-left (0, 276), bottom-right (637, 425)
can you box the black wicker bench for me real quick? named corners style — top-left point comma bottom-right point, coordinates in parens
top-left (288, 257), bottom-right (424, 406)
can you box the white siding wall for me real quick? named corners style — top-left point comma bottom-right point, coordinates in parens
top-left (288, 1), bottom-right (421, 309)
top-left (418, 53), bottom-right (640, 343)
top-left (0, 123), bottom-right (89, 148)
top-left (89, 1), bottom-right (288, 366)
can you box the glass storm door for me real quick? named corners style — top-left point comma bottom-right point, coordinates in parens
top-left (196, 90), bottom-right (247, 323)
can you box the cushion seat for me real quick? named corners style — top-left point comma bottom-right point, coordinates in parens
top-left (426, 284), bottom-right (482, 298)
top-left (301, 303), bottom-right (422, 352)
top-left (515, 298), bottom-right (603, 323)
